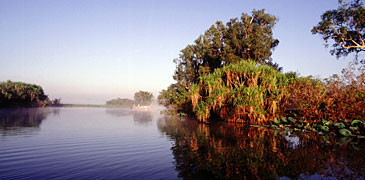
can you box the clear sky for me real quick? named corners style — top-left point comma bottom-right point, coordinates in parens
top-left (0, 0), bottom-right (352, 104)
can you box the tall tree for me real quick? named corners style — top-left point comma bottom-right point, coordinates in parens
top-left (160, 10), bottom-right (280, 112)
top-left (312, 0), bottom-right (365, 62)
top-left (174, 9), bottom-right (280, 90)
top-left (134, 91), bottom-right (153, 106)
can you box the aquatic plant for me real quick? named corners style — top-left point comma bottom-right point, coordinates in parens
top-left (190, 60), bottom-right (297, 123)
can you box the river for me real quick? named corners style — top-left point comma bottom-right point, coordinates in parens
top-left (0, 107), bottom-right (364, 179)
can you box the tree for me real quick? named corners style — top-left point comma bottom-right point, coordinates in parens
top-left (174, 9), bottom-right (280, 89)
top-left (312, 0), bottom-right (365, 62)
top-left (134, 91), bottom-right (153, 106)
top-left (160, 9), bottom-right (280, 112)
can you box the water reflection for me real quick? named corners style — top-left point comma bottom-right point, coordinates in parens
top-left (0, 108), bottom-right (56, 136)
top-left (105, 109), bottom-right (153, 125)
top-left (105, 108), bottom-right (133, 117)
top-left (133, 111), bottom-right (153, 125)
top-left (158, 116), bottom-right (365, 180)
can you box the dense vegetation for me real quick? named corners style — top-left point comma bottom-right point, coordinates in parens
top-left (0, 81), bottom-right (51, 108)
top-left (159, 9), bottom-right (281, 111)
top-left (159, 6), bottom-right (365, 136)
top-left (106, 98), bottom-right (134, 108)
top-left (134, 91), bottom-right (153, 106)
top-left (188, 60), bottom-right (297, 123)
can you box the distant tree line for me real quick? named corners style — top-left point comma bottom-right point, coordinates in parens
top-left (106, 98), bottom-right (134, 108)
top-left (106, 91), bottom-right (154, 107)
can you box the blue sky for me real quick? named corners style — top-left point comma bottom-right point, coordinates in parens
top-left (0, 0), bottom-right (351, 104)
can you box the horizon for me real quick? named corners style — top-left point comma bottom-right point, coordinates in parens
top-left (0, 0), bottom-right (354, 104)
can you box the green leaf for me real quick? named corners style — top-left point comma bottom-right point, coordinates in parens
top-left (339, 129), bottom-right (351, 137)
top-left (335, 122), bottom-right (345, 129)
top-left (274, 117), bottom-right (280, 124)
top-left (288, 117), bottom-right (296, 123)
top-left (320, 125), bottom-right (329, 132)
top-left (351, 120), bottom-right (363, 127)
top-left (281, 117), bottom-right (288, 123)
top-left (349, 126), bottom-right (359, 131)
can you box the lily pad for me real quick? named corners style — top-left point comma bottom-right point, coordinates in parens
top-left (349, 126), bottom-right (359, 131)
top-left (320, 125), bottom-right (329, 132)
top-left (322, 119), bottom-right (328, 124)
top-left (274, 117), bottom-right (280, 124)
top-left (352, 144), bottom-right (361, 151)
top-left (288, 117), bottom-right (296, 123)
top-left (339, 129), bottom-right (352, 137)
top-left (335, 122), bottom-right (346, 129)
top-left (351, 120), bottom-right (363, 127)
top-left (281, 117), bottom-right (288, 123)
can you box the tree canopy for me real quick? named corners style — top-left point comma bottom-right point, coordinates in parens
top-left (173, 9), bottom-right (280, 90)
top-left (312, 0), bottom-right (365, 62)
top-left (159, 9), bottom-right (280, 112)
top-left (134, 91), bottom-right (154, 106)
top-left (0, 80), bottom-right (50, 107)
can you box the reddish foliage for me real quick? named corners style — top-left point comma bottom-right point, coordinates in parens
top-left (285, 64), bottom-right (364, 124)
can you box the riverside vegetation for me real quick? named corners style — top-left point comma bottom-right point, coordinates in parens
top-left (158, 4), bottom-right (365, 137)
top-left (0, 81), bottom-right (51, 108)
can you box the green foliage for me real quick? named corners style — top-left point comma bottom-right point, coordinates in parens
top-left (160, 9), bottom-right (281, 116)
top-left (274, 117), bottom-right (280, 124)
top-left (106, 98), bottom-right (134, 108)
top-left (335, 122), bottom-right (346, 129)
top-left (159, 8), bottom-right (364, 137)
top-left (0, 80), bottom-right (50, 107)
top-left (312, 0), bottom-right (365, 61)
top-left (351, 119), bottom-right (363, 126)
top-left (158, 83), bottom-right (189, 110)
top-left (339, 128), bottom-right (352, 136)
top-left (191, 60), bottom-right (297, 123)
top-left (288, 117), bottom-right (297, 124)
top-left (134, 91), bottom-right (154, 106)
top-left (173, 9), bottom-right (280, 91)
top-left (320, 125), bottom-right (330, 132)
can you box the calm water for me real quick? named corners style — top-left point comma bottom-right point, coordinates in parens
top-left (0, 108), bottom-right (364, 179)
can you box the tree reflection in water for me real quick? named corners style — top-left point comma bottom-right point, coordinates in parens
top-left (0, 108), bottom-right (57, 136)
top-left (105, 109), bottom-right (153, 125)
top-left (157, 116), bottom-right (365, 180)
top-left (105, 108), bottom-right (133, 117)
top-left (133, 111), bottom-right (152, 125)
